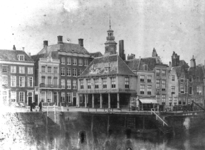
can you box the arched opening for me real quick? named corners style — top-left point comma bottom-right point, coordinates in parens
top-left (79, 131), bottom-right (86, 144)
top-left (125, 129), bottom-right (132, 139)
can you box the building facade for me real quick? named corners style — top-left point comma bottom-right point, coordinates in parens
top-left (0, 48), bottom-right (34, 106)
top-left (35, 36), bottom-right (93, 106)
top-left (32, 51), bottom-right (60, 106)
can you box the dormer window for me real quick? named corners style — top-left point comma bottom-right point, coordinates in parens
top-left (143, 64), bottom-right (148, 71)
top-left (17, 55), bottom-right (25, 61)
top-left (105, 67), bottom-right (110, 72)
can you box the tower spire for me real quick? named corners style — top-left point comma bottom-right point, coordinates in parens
top-left (109, 15), bottom-right (111, 30)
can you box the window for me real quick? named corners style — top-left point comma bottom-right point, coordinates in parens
top-left (61, 79), bottom-right (65, 88)
top-left (147, 85), bottom-right (152, 95)
top-left (27, 67), bottom-right (33, 74)
top-left (19, 91), bottom-right (25, 102)
top-left (67, 93), bottom-right (72, 103)
top-left (180, 78), bottom-right (184, 83)
top-left (10, 91), bottom-right (17, 102)
top-left (197, 86), bottom-right (202, 95)
top-left (61, 57), bottom-right (65, 64)
top-left (180, 84), bottom-right (185, 94)
top-left (79, 59), bottom-right (83, 66)
top-left (171, 86), bottom-right (175, 94)
top-left (19, 66), bottom-right (25, 74)
top-left (125, 77), bottom-right (129, 88)
top-left (111, 77), bottom-right (116, 88)
top-left (102, 78), bottom-right (107, 89)
top-left (47, 76), bottom-right (52, 85)
top-left (162, 95), bottom-right (166, 103)
top-left (94, 78), bottom-right (99, 89)
top-left (67, 68), bottom-right (71, 76)
top-left (156, 95), bottom-right (160, 102)
top-left (189, 78), bottom-right (193, 82)
top-left (67, 57), bottom-right (71, 65)
top-left (161, 80), bottom-right (166, 91)
top-left (140, 75), bottom-right (145, 82)
top-left (47, 66), bottom-right (52, 73)
top-left (189, 87), bottom-right (193, 95)
top-left (87, 79), bottom-right (91, 89)
top-left (156, 80), bottom-right (160, 89)
top-left (61, 67), bottom-right (65, 76)
top-left (156, 69), bottom-right (160, 76)
top-left (27, 76), bottom-right (33, 87)
top-left (143, 64), bottom-right (148, 70)
top-left (147, 75), bottom-right (152, 83)
top-left (41, 66), bottom-right (45, 73)
top-left (61, 92), bottom-right (65, 103)
top-left (54, 67), bottom-right (58, 73)
top-left (54, 77), bottom-right (58, 86)
top-left (11, 66), bottom-right (16, 73)
top-left (2, 65), bottom-right (8, 73)
top-left (73, 58), bottom-right (77, 65)
top-left (172, 75), bottom-right (175, 81)
top-left (73, 68), bottom-right (77, 77)
top-left (140, 85), bottom-right (145, 94)
top-left (19, 76), bottom-right (25, 87)
top-left (2, 75), bottom-right (8, 86)
top-left (73, 80), bottom-right (77, 89)
top-left (162, 70), bottom-right (166, 76)
top-left (67, 79), bottom-right (71, 89)
top-left (11, 76), bottom-right (16, 87)
top-left (78, 69), bottom-right (82, 76)
top-left (80, 79), bottom-right (84, 89)
top-left (84, 59), bottom-right (88, 66)
top-left (17, 55), bottom-right (25, 61)
top-left (41, 76), bottom-right (45, 84)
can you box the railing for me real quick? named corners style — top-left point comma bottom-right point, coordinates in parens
top-left (151, 108), bottom-right (168, 126)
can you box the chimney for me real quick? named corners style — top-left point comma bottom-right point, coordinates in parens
top-left (57, 35), bottom-right (63, 44)
top-left (78, 38), bottom-right (84, 47)
top-left (190, 55), bottom-right (196, 68)
top-left (13, 45), bottom-right (16, 50)
top-left (119, 40), bottom-right (125, 60)
top-left (43, 40), bottom-right (48, 47)
top-left (22, 47), bottom-right (25, 51)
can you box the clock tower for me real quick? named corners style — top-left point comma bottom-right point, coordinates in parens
top-left (104, 18), bottom-right (117, 56)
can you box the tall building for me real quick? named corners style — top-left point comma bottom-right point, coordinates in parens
top-left (0, 47), bottom-right (34, 106)
top-left (32, 50), bottom-right (60, 106)
top-left (77, 25), bottom-right (137, 109)
top-left (34, 36), bottom-right (92, 106)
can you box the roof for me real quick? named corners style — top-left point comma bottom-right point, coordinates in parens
top-left (90, 52), bottom-right (103, 58)
top-left (80, 54), bottom-right (135, 77)
top-left (32, 51), bottom-right (59, 61)
top-left (126, 57), bottom-right (158, 71)
top-left (188, 65), bottom-right (204, 80)
top-left (0, 49), bottom-right (33, 62)
top-left (38, 42), bottom-right (90, 55)
top-left (172, 66), bottom-right (188, 78)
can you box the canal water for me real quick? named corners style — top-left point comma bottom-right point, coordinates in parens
top-left (1, 112), bottom-right (205, 150)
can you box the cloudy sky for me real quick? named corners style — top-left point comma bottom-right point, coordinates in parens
top-left (0, 0), bottom-right (205, 64)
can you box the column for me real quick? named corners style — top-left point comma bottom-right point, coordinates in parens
top-left (108, 93), bottom-right (111, 109)
top-left (100, 94), bottom-right (103, 108)
top-left (84, 94), bottom-right (87, 108)
top-left (51, 91), bottom-right (53, 103)
top-left (77, 93), bottom-right (80, 107)
top-left (117, 93), bottom-right (120, 109)
top-left (92, 94), bottom-right (94, 108)
top-left (57, 92), bottom-right (59, 106)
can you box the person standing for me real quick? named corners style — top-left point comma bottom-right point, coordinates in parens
top-left (39, 100), bottom-right (43, 112)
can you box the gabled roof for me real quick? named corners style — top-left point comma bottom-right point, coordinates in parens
top-left (80, 54), bottom-right (135, 77)
top-left (0, 49), bottom-right (33, 62)
top-left (172, 66), bottom-right (188, 79)
top-left (188, 65), bottom-right (204, 80)
top-left (38, 43), bottom-right (89, 55)
top-left (126, 57), bottom-right (158, 71)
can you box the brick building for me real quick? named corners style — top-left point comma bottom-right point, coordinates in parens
top-left (0, 47), bottom-right (34, 106)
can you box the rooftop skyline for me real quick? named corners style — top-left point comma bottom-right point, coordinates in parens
top-left (0, 0), bottom-right (205, 65)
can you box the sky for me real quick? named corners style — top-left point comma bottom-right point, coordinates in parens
top-left (0, 0), bottom-right (205, 65)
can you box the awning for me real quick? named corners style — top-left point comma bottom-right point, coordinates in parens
top-left (139, 99), bottom-right (158, 104)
